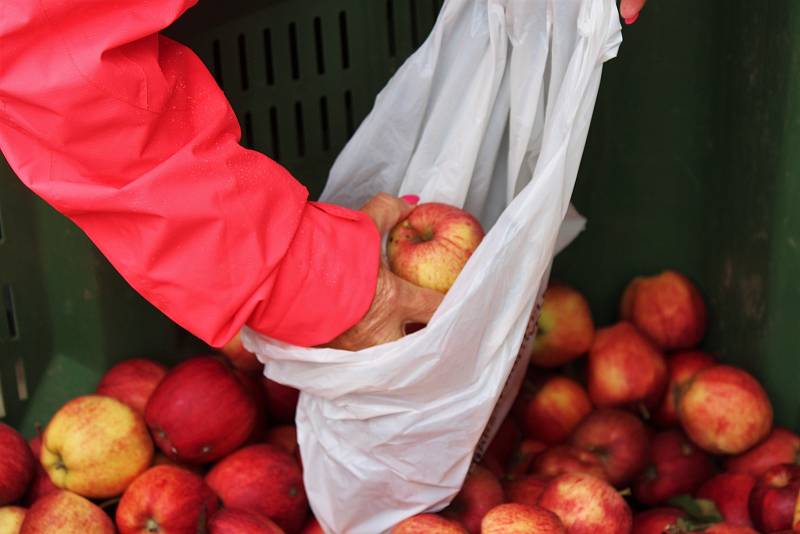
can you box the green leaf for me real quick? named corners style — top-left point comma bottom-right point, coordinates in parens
top-left (667, 495), bottom-right (723, 523)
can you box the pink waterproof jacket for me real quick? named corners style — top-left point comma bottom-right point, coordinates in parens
top-left (0, 0), bottom-right (380, 347)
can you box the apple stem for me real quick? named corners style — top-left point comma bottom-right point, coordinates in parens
top-left (54, 455), bottom-right (66, 472)
top-left (146, 518), bottom-right (160, 532)
top-left (98, 497), bottom-right (121, 510)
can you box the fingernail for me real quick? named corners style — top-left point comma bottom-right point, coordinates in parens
top-left (624, 12), bottom-right (640, 25)
top-left (401, 194), bottom-right (420, 205)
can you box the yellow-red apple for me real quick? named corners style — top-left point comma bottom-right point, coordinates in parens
top-left (587, 322), bottom-right (667, 410)
top-left (748, 463), bottom-right (800, 532)
top-left (532, 446), bottom-right (608, 482)
top-left (538, 473), bottom-right (633, 534)
top-left (530, 285), bottom-right (594, 368)
top-left (506, 475), bottom-right (549, 508)
top-left (0, 506), bottom-right (26, 534)
top-left (19, 491), bottom-right (114, 533)
top-left (726, 428), bottom-right (800, 477)
top-left (678, 365), bottom-right (772, 455)
top-left (517, 376), bottom-right (592, 445)
top-left (387, 202), bottom-right (484, 293)
top-left (41, 395), bottom-right (153, 498)
top-left (655, 350), bottom-right (716, 427)
top-left (481, 503), bottom-right (564, 534)
top-left (391, 514), bottom-right (467, 533)
top-left (620, 271), bottom-right (707, 351)
top-left (442, 465), bottom-right (504, 534)
top-left (570, 408), bottom-right (649, 487)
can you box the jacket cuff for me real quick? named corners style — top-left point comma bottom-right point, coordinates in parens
top-left (247, 201), bottom-right (381, 347)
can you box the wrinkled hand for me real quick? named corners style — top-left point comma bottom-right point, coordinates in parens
top-left (620, 0), bottom-right (647, 24)
top-left (328, 193), bottom-right (444, 351)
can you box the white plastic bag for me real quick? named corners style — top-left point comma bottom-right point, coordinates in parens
top-left (242, 1), bottom-right (621, 532)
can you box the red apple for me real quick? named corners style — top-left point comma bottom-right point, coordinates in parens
top-left (96, 358), bottom-right (168, 415)
top-left (19, 491), bottom-right (114, 533)
top-left (262, 377), bottom-right (300, 424)
top-left (570, 408), bottom-right (649, 487)
top-left (631, 507), bottom-right (685, 534)
top-left (704, 524), bottom-right (759, 534)
top-left (620, 271), bottom-right (707, 350)
top-left (655, 350), bottom-right (716, 427)
top-left (391, 514), bottom-right (467, 533)
top-left (145, 356), bottom-right (257, 464)
top-left (678, 365), bottom-right (772, 455)
top-left (42, 395), bottom-right (153, 498)
top-left (0, 424), bottom-right (35, 506)
top-left (506, 439), bottom-right (547, 480)
top-left (517, 376), bottom-right (593, 445)
top-left (387, 202), bottom-right (485, 293)
top-left (238, 371), bottom-right (270, 444)
top-left (726, 428), bottom-right (800, 477)
top-left (633, 430), bottom-right (716, 506)
top-left (481, 503), bottom-right (565, 534)
top-left (208, 509), bottom-right (284, 534)
top-left (532, 446), bottom-right (608, 482)
top-left (619, 277), bottom-right (641, 320)
top-left (696, 473), bottom-right (756, 527)
top-left (529, 284), bottom-right (595, 368)
top-left (299, 518), bottom-right (324, 534)
top-left (151, 452), bottom-right (205, 476)
top-left (749, 463), bottom-right (800, 532)
top-left (442, 465), bottom-right (504, 534)
top-left (538, 473), bottom-right (633, 533)
top-left (484, 418), bottom-right (522, 473)
top-left (265, 426), bottom-right (299, 460)
top-left (0, 506), bottom-right (26, 534)
top-left (206, 444), bottom-right (307, 533)
top-left (793, 495), bottom-right (800, 533)
top-left (587, 322), bottom-right (668, 410)
top-left (505, 475), bottom-right (549, 508)
top-left (116, 465), bottom-right (218, 534)
top-left (221, 332), bottom-right (263, 372)
top-left (23, 437), bottom-right (57, 505)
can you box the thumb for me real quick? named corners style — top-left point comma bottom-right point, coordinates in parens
top-left (396, 276), bottom-right (445, 325)
top-left (360, 193), bottom-right (417, 235)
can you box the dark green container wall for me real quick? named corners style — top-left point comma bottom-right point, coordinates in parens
top-left (555, 1), bottom-right (800, 428)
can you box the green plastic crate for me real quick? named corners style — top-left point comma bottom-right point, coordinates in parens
top-left (1, 0), bottom-right (799, 438)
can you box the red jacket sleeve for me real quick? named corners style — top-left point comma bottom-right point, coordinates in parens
top-left (0, 0), bottom-right (380, 347)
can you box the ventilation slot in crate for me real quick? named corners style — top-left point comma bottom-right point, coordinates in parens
top-left (2, 284), bottom-right (18, 341)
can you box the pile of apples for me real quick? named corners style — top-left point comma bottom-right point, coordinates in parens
top-left (0, 340), bottom-right (326, 534)
top-left (1, 195), bottom-right (799, 534)
top-left (394, 271), bottom-right (800, 534)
